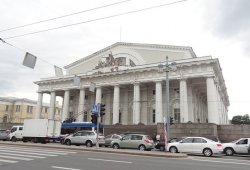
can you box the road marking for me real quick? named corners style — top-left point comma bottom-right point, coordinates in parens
top-left (88, 158), bottom-right (132, 164)
top-left (190, 157), bottom-right (250, 166)
top-left (0, 158), bottom-right (18, 163)
top-left (0, 152), bottom-right (45, 158)
top-left (0, 155), bottom-right (33, 161)
top-left (51, 166), bottom-right (82, 170)
top-left (0, 147), bottom-right (67, 155)
top-left (0, 149), bottom-right (57, 156)
top-left (0, 146), bottom-right (76, 154)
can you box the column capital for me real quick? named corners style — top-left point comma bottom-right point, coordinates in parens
top-left (113, 84), bottom-right (120, 87)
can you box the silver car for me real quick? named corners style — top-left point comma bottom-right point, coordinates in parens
top-left (104, 134), bottom-right (123, 147)
top-left (0, 130), bottom-right (9, 141)
top-left (111, 134), bottom-right (154, 151)
top-left (63, 130), bottom-right (105, 147)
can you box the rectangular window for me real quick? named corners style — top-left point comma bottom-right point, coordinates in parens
top-left (5, 105), bottom-right (9, 111)
top-left (174, 108), bottom-right (180, 123)
top-left (27, 106), bottom-right (33, 113)
top-left (85, 95), bottom-right (88, 100)
top-left (153, 90), bottom-right (155, 95)
top-left (16, 105), bottom-right (21, 112)
top-left (70, 96), bottom-right (74, 100)
top-left (153, 109), bottom-right (156, 123)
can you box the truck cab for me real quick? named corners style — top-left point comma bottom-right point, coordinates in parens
top-left (9, 126), bottom-right (23, 142)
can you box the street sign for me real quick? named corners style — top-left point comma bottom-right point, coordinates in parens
top-left (91, 104), bottom-right (98, 113)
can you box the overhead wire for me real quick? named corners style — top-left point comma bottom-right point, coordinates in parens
top-left (0, 0), bottom-right (132, 33)
top-left (2, 0), bottom-right (187, 40)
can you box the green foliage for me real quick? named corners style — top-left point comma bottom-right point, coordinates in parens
top-left (231, 114), bottom-right (250, 124)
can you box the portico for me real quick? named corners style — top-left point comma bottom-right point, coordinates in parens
top-left (34, 42), bottom-right (229, 125)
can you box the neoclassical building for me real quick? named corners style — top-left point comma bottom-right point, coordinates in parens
top-left (34, 42), bottom-right (229, 125)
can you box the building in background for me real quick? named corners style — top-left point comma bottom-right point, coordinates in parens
top-left (0, 97), bottom-right (62, 124)
top-left (34, 42), bottom-right (229, 125)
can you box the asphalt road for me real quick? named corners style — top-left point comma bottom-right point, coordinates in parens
top-left (0, 143), bottom-right (250, 170)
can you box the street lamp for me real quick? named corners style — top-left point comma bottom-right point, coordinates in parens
top-left (158, 56), bottom-right (176, 151)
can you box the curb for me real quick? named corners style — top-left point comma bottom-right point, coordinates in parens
top-left (0, 141), bottom-right (187, 158)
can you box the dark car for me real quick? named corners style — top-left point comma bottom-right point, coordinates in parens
top-left (0, 129), bottom-right (10, 141)
top-left (155, 137), bottom-right (186, 151)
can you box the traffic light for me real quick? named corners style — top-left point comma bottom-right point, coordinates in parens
top-left (100, 103), bottom-right (106, 116)
top-left (91, 115), bottom-right (97, 124)
top-left (170, 116), bottom-right (174, 125)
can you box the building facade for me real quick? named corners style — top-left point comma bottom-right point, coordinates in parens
top-left (34, 42), bottom-right (229, 125)
top-left (0, 97), bottom-right (61, 124)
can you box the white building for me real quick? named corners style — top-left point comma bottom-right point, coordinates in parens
top-left (34, 42), bottom-right (229, 125)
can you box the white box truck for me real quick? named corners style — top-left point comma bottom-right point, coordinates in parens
top-left (22, 119), bottom-right (61, 143)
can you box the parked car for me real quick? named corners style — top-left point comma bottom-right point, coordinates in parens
top-left (223, 138), bottom-right (250, 156)
top-left (155, 137), bottom-right (186, 151)
top-left (0, 129), bottom-right (10, 141)
top-left (104, 134), bottom-right (124, 147)
top-left (111, 134), bottom-right (154, 151)
top-left (167, 137), bottom-right (223, 157)
top-left (62, 130), bottom-right (105, 147)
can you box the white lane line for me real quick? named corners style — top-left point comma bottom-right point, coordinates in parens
top-left (0, 147), bottom-right (67, 155)
top-left (190, 158), bottom-right (250, 166)
top-left (0, 155), bottom-right (33, 161)
top-left (88, 158), bottom-right (132, 164)
top-left (0, 159), bottom-right (18, 163)
top-left (51, 166), bottom-right (82, 170)
top-left (0, 153), bottom-right (45, 158)
top-left (0, 146), bottom-right (76, 154)
top-left (0, 149), bottom-right (57, 156)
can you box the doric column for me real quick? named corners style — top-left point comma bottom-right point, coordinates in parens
top-left (77, 88), bottom-right (85, 122)
top-left (180, 79), bottom-right (189, 122)
top-left (95, 87), bottom-right (102, 104)
top-left (206, 77), bottom-right (219, 124)
top-left (35, 92), bottom-right (43, 119)
top-left (48, 91), bottom-right (56, 120)
top-left (133, 83), bottom-right (140, 124)
top-left (61, 90), bottom-right (70, 122)
top-left (113, 85), bottom-right (120, 124)
top-left (155, 80), bottom-right (163, 123)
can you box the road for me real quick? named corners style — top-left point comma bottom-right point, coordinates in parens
top-left (0, 144), bottom-right (249, 170)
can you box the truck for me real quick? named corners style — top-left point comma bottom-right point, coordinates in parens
top-left (223, 138), bottom-right (250, 156)
top-left (22, 119), bottom-right (61, 143)
top-left (9, 119), bottom-right (61, 143)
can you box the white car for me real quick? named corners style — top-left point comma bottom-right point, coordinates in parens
top-left (167, 137), bottom-right (223, 157)
top-left (63, 130), bottom-right (105, 147)
top-left (223, 138), bottom-right (250, 156)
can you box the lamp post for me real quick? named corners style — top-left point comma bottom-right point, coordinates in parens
top-left (158, 56), bottom-right (176, 151)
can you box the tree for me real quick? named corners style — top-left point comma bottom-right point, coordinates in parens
top-left (231, 114), bottom-right (250, 124)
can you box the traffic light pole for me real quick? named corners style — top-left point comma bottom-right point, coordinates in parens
top-left (96, 103), bottom-right (100, 148)
top-left (165, 56), bottom-right (170, 151)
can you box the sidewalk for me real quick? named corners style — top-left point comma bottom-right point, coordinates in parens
top-left (0, 141), bottom-right (187, 158)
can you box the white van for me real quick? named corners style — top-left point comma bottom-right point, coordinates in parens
top-left (9, 126), bottom-right (23, 141)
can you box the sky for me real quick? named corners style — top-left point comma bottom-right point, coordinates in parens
top-left (0, 0), bottom-right (250, 119)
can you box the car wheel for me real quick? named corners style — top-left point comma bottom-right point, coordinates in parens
top-left (160, 146), bottom-right (165, 151)
top-left (169, 146), bottom-right (178, 153)
top-left (11, 137), bottom-right (17, 142)
top-left (86, 141), bottom-right (93, 147)
top-left (65, 139), bottom-right (71, 145)
top-left (139, 145), bottom-right (146, 151)
top-left (113, 143), bottom-right (120, 149)
top-left (225, 148), bottom-right (234, 156)
top-left (203, 148), bottom-right (213, 157)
